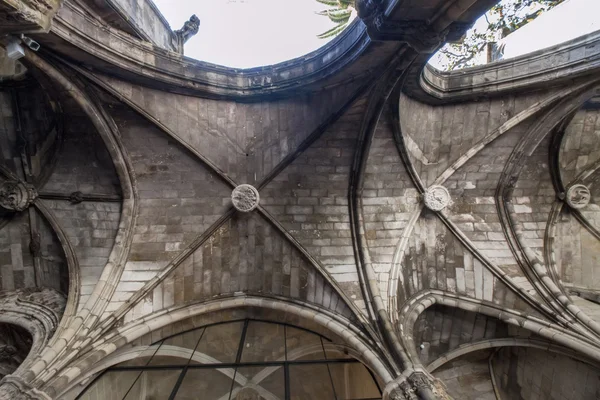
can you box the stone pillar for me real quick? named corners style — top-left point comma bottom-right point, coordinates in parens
top-left (384, 371), bottom-right (452, 400)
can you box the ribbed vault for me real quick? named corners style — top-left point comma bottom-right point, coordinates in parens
top-left (2, 1), bottom-right (600, 399)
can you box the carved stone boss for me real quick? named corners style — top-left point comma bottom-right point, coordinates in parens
top-left (0, 180), bottom-right (37, 212)
top-left (566, 184), bottom-right (591, 209)
top-left (231, 184), bottom-right (260, 212)
top-left (423, 185), bottom-right (450, 211)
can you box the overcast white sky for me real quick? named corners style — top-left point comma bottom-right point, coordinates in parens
top-left (497, 0), bottom-right (600, 59)
top-left (152, 0), bottom-right (341, 68)
top-left (152, 0), bottom-right (599, 69)
top-left (430, 0), bottom-right (600, 68)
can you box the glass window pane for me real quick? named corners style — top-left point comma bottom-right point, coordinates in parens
top-left (241, 322), bottom-right (285, 363)
top-left (80, 322), bottom-right (382, 400)
top-left (123, 369), bottom-right (181, 400)
top-left (118, 344), bottom-right (162, 367)
top-left (229, 366), bottom-right (285, 400)
top-left (290, 364), bottom-right (335, 400)
top-left (193, 321), bottom-right (244, 364)
top-left (149, 328), bottom-right (205, 366)
top-left (78, 371), bottom-right (142, 400)
top-left (285, 326), bottom-right (325, 361)
top-left (329, 363), bottom-right (380, 399)
top-left (173, 368), bottom-right (235, 400)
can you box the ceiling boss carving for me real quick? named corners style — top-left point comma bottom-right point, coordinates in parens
top-left (231, 184), bottom-right (260, 212)
top-left (423, 185), bottom-right (450, 211)
top-left (0, 180), bottom-right (37, 212)
top-left (566, 184), bottom-right (591, 209)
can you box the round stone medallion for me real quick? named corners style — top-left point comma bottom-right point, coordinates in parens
top-left (423, 185), bottom-right (450, 211)
top-left (566, 184), bottom-right (591, 209)
top-left (0, 180), bottom-right (37, 212)
top-left (231, 184), bottom-right (260, 212)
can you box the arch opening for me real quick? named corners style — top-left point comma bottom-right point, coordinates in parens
top-left (491, 346), bottom-right (600, 399)
top-left (0, 322), bottom-right (32, 380)
top-left (152, 0), bottom-right (358, 69)
top-left (431, 349), bottom-right (496, 400)
top-left (77, 319), bottom-right (382, 400)
top-left (429, 0), bottom-right (600, 72)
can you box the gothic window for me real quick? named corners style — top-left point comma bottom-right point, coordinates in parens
top-left (77, 320), bottom-right (382, 400)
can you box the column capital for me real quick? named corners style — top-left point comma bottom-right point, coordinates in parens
top-left (384, 371), bottom-right (452, 400)
top-left (0, 376), bottom-right (51, 400)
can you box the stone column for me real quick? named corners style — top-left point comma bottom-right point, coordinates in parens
top-left (384, 371), bottom-right (452, 400)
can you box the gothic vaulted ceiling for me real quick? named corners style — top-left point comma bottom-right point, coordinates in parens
top-left (1, 0), bottom-right (600, 399)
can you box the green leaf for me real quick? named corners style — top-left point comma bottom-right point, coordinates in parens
top-left (438, 0), bottom-right (565, 71)
top-left (317, 22), bottom-right (349, 39)
top-left (316, 9), bottom-right (339, 15)
top-left (315, 0), bottom-right (340, 6)
top-left (327, 9), bottom-right (352, 23)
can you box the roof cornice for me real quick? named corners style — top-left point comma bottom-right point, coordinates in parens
top-left (45, 1), bottom-right (377, 99)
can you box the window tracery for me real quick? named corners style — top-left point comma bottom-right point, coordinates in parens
top-left (77, 320), bottom-right (382, 400)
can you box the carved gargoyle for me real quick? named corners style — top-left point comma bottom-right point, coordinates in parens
top-left (175, 14), bottom-right (200, 44)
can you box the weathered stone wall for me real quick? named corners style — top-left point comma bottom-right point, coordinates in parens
top-left (10, 86), bottom-right (58, 186)
top-left (104, 0), bottom-right (178, 51)
top-left (412, 304), bottom-right (531, 365)
top-left (399, 91), bottom-right (543, 188)
top-left (94, 74), bottom-right (364, 185)
top-left (555, 209), bottom-right (600, 291)
top-left (0, 0), bottom-right (63, 33)
top-left (87, 76), bottom-right (371, 315)
top-left (0, 88), bottom-right (56, 180)
top-left (0, 88), bottom-right (70, 295)
top-left (107, 105), bottom-right (233, 313)
top-left (560, 106), bottom-right (600, 185)
top-left (362, 107), bottom-right (419, 309)
top-left (491, 346), bottom-right (600, 400)
top-left (42, 114), bottom-right (121, 196)
top-left (40, 109), bottom-right (122, 307)
top-left (555, 105), bottom-right (600, 292)
top-left (0, 207), bottom-right (67, 293)
top-left (386, 91), bottom-right (566, 311)
top-left (124, 212), bottom-right (355, 323)
top-left (510, 134), bottom-right (554, 258)
top-left (0, 214), bottom-right (37, 291)
top-left (261, 94), bottom-right (368, 312)
top-left (5, 3), bottom-right (600, 396)
top-left (432, 350), bottom-right (495, 400)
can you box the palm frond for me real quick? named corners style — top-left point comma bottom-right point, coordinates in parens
top-left (327, 9), bottom-right (352, 23)
top-left (316, 0), bottom-right (355, 39)
top-left (317, 21), bottom-right (349, 39)
top-left (315, 0), bottom-right (340, 6)
top-left (316, 8), bottom-right (341, 16)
